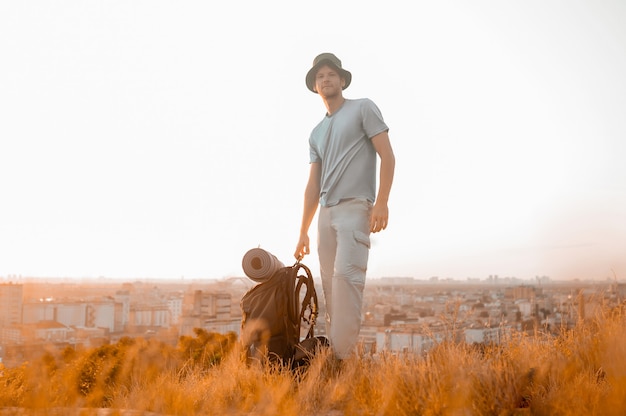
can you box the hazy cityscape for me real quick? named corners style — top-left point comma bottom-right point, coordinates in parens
top-left (2, 272), bottom-right (624, 369)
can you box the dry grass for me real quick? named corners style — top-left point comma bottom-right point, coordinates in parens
top-left (2, 308), bottom-right (626, 415)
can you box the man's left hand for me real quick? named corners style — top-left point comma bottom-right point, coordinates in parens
top-left (370, 202), bottom-right (389, 233)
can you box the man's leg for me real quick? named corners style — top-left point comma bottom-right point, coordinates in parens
top-left (317, 205), bottom-right (336, 340)
top-left (320, 198), bottom-right (371, 359)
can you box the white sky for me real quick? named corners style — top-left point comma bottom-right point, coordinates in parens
top-left (1, 1), bottom-right (625, 281)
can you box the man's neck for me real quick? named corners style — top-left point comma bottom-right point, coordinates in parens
top-left (323, 95), bottom-right (346, 116)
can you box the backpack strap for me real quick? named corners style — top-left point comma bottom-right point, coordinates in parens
top-left (292, 261), bottom-right (319, 340)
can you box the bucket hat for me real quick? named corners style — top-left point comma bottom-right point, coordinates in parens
top-left (305, 53), bottom-right (352, 93)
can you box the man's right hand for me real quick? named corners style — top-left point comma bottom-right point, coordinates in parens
top-left (294, 234), bottom-right (311, 260)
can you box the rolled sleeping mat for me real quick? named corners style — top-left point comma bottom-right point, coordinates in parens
top-left (242, 248), bottom-right (285, 282)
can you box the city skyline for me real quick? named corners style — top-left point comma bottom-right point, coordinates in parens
top-left (1, 1), bottom-right (625, 281)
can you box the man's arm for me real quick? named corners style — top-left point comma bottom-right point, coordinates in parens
top-left (294, 162), bottom-right (321, 259)
top-left (370, 131), bottom-right (395, 233)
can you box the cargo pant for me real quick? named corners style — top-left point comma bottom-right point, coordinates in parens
top-left (318, 198), bottom-right (371, 359)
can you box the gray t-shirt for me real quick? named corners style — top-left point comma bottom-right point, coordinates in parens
top-left (309, 98), bottom-right (389, 207)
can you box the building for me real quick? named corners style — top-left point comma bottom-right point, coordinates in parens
top-left (2, 321), bottom-right (75, 345)
top-left (179, 291), bottom-right (236, 337)
top-left (464, 327), bottom-right (507, 344)
top-left (189, 290), bottom-right (232, 319)
top-left (0, 283), bottom-right (23, 328)
top-left (114, 290), bottom-right (131, 328)
top-left (25, 321), bottom-right (74, 343)
top-left (375, 328), bottom-right (444, 355)
top-left (128, 304), bottom-right (171, 331)
top-left (167, 296), bottom-right (184, 325)
top-left (22, 299), bottom-right (118, 332)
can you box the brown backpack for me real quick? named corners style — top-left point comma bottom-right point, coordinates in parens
top-left (240, 261), bottom-right (327, 368)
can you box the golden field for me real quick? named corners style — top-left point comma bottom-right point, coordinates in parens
top-left (1, 306), bottom-right (626, 416)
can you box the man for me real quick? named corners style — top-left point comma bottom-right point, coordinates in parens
top-left (294, 53), bottom-right (395, 359)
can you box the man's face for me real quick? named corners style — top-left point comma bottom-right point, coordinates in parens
top-left (314, 64), bottom-right (345, 98)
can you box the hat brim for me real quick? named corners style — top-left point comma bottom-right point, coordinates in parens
top-left (305, 61), bottom-right (352, 93)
